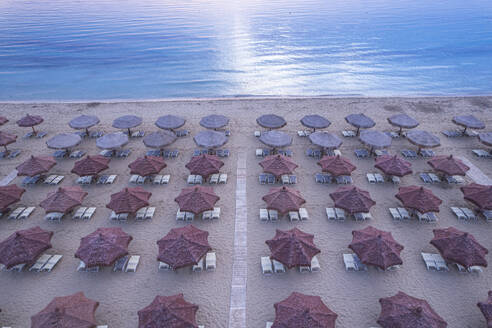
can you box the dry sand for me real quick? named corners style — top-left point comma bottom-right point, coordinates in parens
top-left (0, 96), bottom-right (491, 328)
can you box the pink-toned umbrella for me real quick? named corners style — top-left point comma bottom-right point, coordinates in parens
top-left (16, 155), bottom-right (56, 177)
top-left (0, 131), bottom-right (16, 153)
top-left (128, 156), bottom-right (166, 177)
top-left (427, 155), bottom-right (470, 176)
top-left (106, 187), bottom-right (151, 214)
top-left (375, 155), bottom-right (412, 177)
top-left (0, 184), bottom-right (25, 211)
top-left (0, 226), bottom-right (53, 269)
top-left (75, 227), bottom-right (132, 267)
top-left (262, 186), bottom-right (306, 215)
top-left (272, 292), bottom-right (337, 328)
top-left (157, 225), bottom-right (211, 270)
top-left (478, 291), bottom-right (492, 328)
top-left (259, 154), bottom-right (298, 178)
top-left (138, 294), bottom-right (199, 328)
top-left (31, 292), bottom-right (99, 328)
top-left (460, 183), bottom-right (492, 210)
top-left (16, 114), bottom-right (44, 135)
top-left (317, 155), bottom-right (356, 176)
top-left (329, 186), bottom-right (375, 214)
top-left (430, 227), bottom-right (488, 268)
top-left (185, 154), bottom-right (224, 178)
top-left (266, 228), bottom-right (320, 268)
top-left (395, 186), bottom-right (442, 213)
top-left (174, 186), bottom-right (219, 214)
top-left (378, 291), bottom-right (447, 328)
top-left (40, 186), bottom-right (88, 214)
top-left (349, 226), bottom-right (404, 270)
top-left (71, 155), bottom-right (110, 177)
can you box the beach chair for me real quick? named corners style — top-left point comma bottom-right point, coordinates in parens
top-left (202, 210), bottom-right (212, 220)
top-left (187, 175), bottom-right (196, 185)
top-left (146, 150), bottom-right (161, 157)
top-left (419, 173), bottom-right (431, 184)
top-left (469, 266), bottom-right (483, 273)
top-left (281, 175), bottom-right (290, 185)
top-left (161, 175), bottom-right (170, 184)
top-left (206, 252), bottom-right (216, 271)
top-left (136, 207), bottom-right (147, 220)
top-left (176, 209), bottom-right (185, 221)
top-left (96, 175), bottom-right (108, 184)
top-left (431, 254), bottom-right (449, 271)
top-left (159, 261), bottom-right (172, 271)
top-left (153, 175), bottom-right (163, 184)
top-left (260, 209), bottom-right (269, 222)
top-left (212, 207), bottom-right (220, 220)
top-left (397, 208), bottom-right (410, 220)
top-left (299, 208), bottom-right (308, 220)
top-left (117, 149), bottom-right (131, 158)
top-left (129, 175), bottom-right (139, 184)
top-left (185, 212), bottom-right (194, 221)
top-left (53, 150), bottom-right (68, 158)
top-left (259, 174), bottom-right (268, 185)
top-left (176, 129), bottom-right (189, 137)
top-left (43, 175), bottom-right (57, 184)
top-left (272, 260), bottom-right (285, 273)
top-left (354, 213), bottom-right (365, 221)
top-left (219, 174), bottom-right (227, 184)
top-left (192, 258), bottom-right (204, 272)
top-left (461, 208), bottom-right (476, 220)
top-left (355, 149), bottom-right (369, 158)
top-left (117, 213), bottom-right (128, 222)
top-left (90, 131), bottom-right (104, 138)
top-left (254, 130), bottom-right (261, 137)
top-left (321, 174), bottom-right (332, 184)
top-left (451, 207), bottom-right (466, 220)
top-left (125, 255), bottom-right (140, 272)
top-left (289, 175), bottom-right (297, 184)
top-left (77, 261), bottom-right (99, 272)
top-left (326, 208), bottom-right (336, 220)
top-left (422, 149), bottom-right (435, 158)
top-left (268, 210), bottom-right (278, 222)
top-left (194, 175), bottom-right (203, 185)
top-left (266, 322), bottom-right (273, 328)
top-left (267, 174), bottom-right (276, 184)
top-left (313, 150), bottom-right (321, 159)
top-left (374, 173), bottom-right (384, 183)
top-left (335, 208), bottom-right (346, 221)
top-left (29, 254), bottom-right (52, 272)
top-left (310, 256), bottom-right (320, 272)
top-left (453, 263), bottom-right (467, 273)
top-left (306, 148), bottom-right (314, 158)
top-left (51, 175), bottom-right (64, 185)
top-left (366, 173), bottom-right (376, 184)
top-left (428, 173), bottom-right (441, 183)
top-left (18, 207), bottom-right (34, 219)
top-left (209, 174), bottom-right (219, 184)
top-left (46, 212), bottom-right (63, 222)
top-left (144, 207), bottom-right (155, 220)
top-left (483, 210), bottom-right (492, 221)
top-left (137, 175), bottom-right (147, 185)
top-left (70, 150), bottom-right (85, 158)
top-left (40, 254), bottom-right (62, 272)
top-left (335, 176), bottom-right (345, 185)
top-left (389, 208), bottom-right (402, 220)
top-left (8, 263), bottom-right (26, 272)
top-left (261, 257), bottom-right (273, 275)
top-left (96, 326), bottom-right (109, 328)
top-left (352, 254), bottom-right (367, 271)
top-left (256, 149), bottom-right (264, 157)
top-left (73, 207), bottom-right (86, 219)
top-left (445, 176), bottom-right (457, 184)
top-left (315, 173), bottom-right (324, 184)
top-left (343, 254), bottom-right (357, 271)
top-left (162, 150), bottom-right (171, 158)
top-left (391, 176), bottom-right (400, 184)
top-left (288, 211), bottom-right (300, 222)
top-left (8, 207), bottom-right (25, 220)
top-left (342, 130), bottom-right (356, 137)
top-left (82, 207), bottom-right (95, 220)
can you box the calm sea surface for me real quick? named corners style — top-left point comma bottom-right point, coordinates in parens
top-left (1, 0), bottom-right (492, 100)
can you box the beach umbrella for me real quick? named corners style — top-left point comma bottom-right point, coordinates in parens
top-left (155, 114), bottom-right (186, 130)
top-left (460, 183), bottom-right (492, 210)
top-left (0, 131), bottom-right (17, 153)
top-left (46, 133), bottom-right (82, 150)
top-left (17, 114), bottom-right (43, 135)
top-left (0, 116), bottom-right (8, 126)
top-left (0, 226), bottom-right (53, 269)
top-left (266, 228), bottom-right (320, 268)
top-left (112, 115), bottom-right (142, 135)
top-left (138, 294), bottom-right (199, 328)
top-left (259, 130), bottom-right (292, 149)
top-left (375, 155), bottom-right (412, 177)
top-left (157, 225), bottom-right (211, 270)
top-left (317, 155), bottom-right (356, 176)
top-left (69, 115), bottom-right (100, 134)
top-left (185, 154), bottom-right (224, 178)
top-left (16, 155), bottom-right (56, 177)
top-left (309, 132), bottom-right (342, 150)
top-left (329, 186), bottom-right (376, 214)
top-left (96, 132), bottom-right (129, 150)
top-left (31, 292), bottom-right (99, 328)
top-left (106, 187), bottom-right (151, 214)
top-left (71, 155), bottom-right (110, 177)
top-left (0, 184), bottom-right (25, 212)
top-left (406, 130), bottom-right (440, 154)
top-left (349, 226), bottom-right (404, 270)
top-left (359, 130), bottom-right (392, 153)
top-left (452, 114), bottom-right (485, 132)
top-left (129, 156), bottom-right (166, 177)
top-left (174, 186), bottom-right (219, 214)
top-left (262, 186), bottom-right (306, 215)
top-left (301, 114), bottom-right (331, 131)
top-left (427, 155), bottom-right (469, 176)
top-left (345, 113), bottom-right (375, 135)
top-left (40, 186), bottom-right (87, 214)
top-left (477, 291), bottom-right (492, 328)
top-left (257, 114), bottom-right (286, 129)
top-left (395, 186), bottom-right (442, 213)
top-left (377, 291), bottom-right (447, 328)
top-left (193, 130), bottom-right (228, 149)
top-left (199, 114), bottom-right (229, 129)
top-left (75, 227), bottom-right (133, 267)
top-left (143, 131), bottom-right (177, 149)
top-left (272, 292), bottom-right (337, 328)
top-left (430, 227), bottom-right (488, 268)
top-left (387, 113), bottom-right (419, 134)
top-left (479, 132), bottom-right (492, 147)
top-left (259, 154), bottom-right (298, 178)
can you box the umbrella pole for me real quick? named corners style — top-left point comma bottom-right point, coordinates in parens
top-left (417, 147), bottom-right (422, 155)
top-left (463, 126), bottom-right (467, 134)
top-left (31, 126), bottom-right (37, 135)
top-left (399, 126), bottom-right (402, 135)
top-left (127, 128), bottom-right (131, 136)
top-left (85, 128), bottom-right (89, 135)
top-left (356, 127), bottom-right (360, 136)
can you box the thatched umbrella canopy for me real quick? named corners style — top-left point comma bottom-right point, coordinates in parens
top-left (329, 186), bottom-right (376, 214)
top-left (262, 186), bottom-right (306, 215)
top-left (155, 115), bottom-right (186, 130)
top-left (395, 186), bottom-right (442, 213)
top-left (301, 114), bottom-right (331, 131)
top-left (16, 155), bottom-right (56, 177)
top-left (138, 294), bottom-right (199, 328)
top-left (69, 115), bottom-right (100, 134)
top-left (200, 114), bottom-right (229, 129)
top-left (257, 114), bottom-right (286, 129)
top-left (266, 228), bottom-right (320, 269)
top-left (174, 186), bottom-right (219, 214)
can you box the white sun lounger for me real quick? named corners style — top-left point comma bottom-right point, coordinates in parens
top-left (136, 207), bottom-right (147, 220)
top-left (260, 209), bottom-right (269, 222)
top-left (77, 261), bottom-right (99, 272)
top-left (185, 212), bottom-right (194, 221)
top-left (8, 207), bottom-right (25, 220)
top-left (40, 255), bottom-right (62, 272)
top-left (43, 175), bottom-right (57, 184)
top-left (153, 175), bottom-right (163, 184)
top-left (105, 175), bottom-right (117, 184)
top-left (343, 254), bottom-right (357, 271)
top-left (326, 208), bottom-right (336, 220)
top-left (129, 175), bottom-right (139, 184)
top-left (219, 174), bottom-right (228, 184)
top-left (272, 260), bottom-right (285, 273)
top-left (159, 261), bottom-right (172, 271)
top-left (310, 256), bottom-right (320, 272)
top-left (266, 322), bottom-right (273, 328)
top-left (136, 176), bottom-right (147, 184)
top-left (176, 209), bottom-right (185, 221)
top-left (51, 175), bottom-right (64, 185)
top-left (7, 263), bottom-right (26, 272)
top-left (366, 173), bottom-right (376, 184)
top-left (202, 210), bottom-right (212, 220)
top-left (82, 207), bottom-right (96, 220)
top-left (29, 254), bottom-right (52, 272)
top-left (469, 266), bottom-right (483, 273)
top-left (212, 207), bottom-right (220, 219)
top-left (73, 207), bottom-right (87, 219)
top-left (209, 174), bottom-right (219, 184)
top-left (451, 207), bottom-right (466, 220)
top-left (421, 252), bottom-right (437, 271)
top-left (461, 207), bottom-right (476, 220)
top-left (205, 252), bottom-right (216, 271)
top-left (268, 210), bottom-right (278, 222)
top-left (454, 263), bottom-right (467, 273)
top-left (145, 207), bottom-right (155, 220)
top-left (335, 208), bottom-right (345, 220)
top-left (192, 258), bottom-right (204, 272)
top-left (374, 173), bottom-right (384, 183)
top-left (18, 207), bottom-right (35, 219)
top-left (389, 208), bottom-right (402, 220)
top-left (125, 255), bottom-right (140, 272)
top-left (289, 211), bottom-right (299, 222)
top-left (261, 257), bottom-right (273, 275)
top-left (256, 149), bottom-right (263, 157)
top-left (431, 253), bottom-right (449, 271)
top-left (113, 256), bottom-right (129, 272)
top-left (299, 208), bottom-right (308, 220)
top-left (187, 175), bottom-right (195, 184)
top-left (397, 208), bottom-right (410, 220)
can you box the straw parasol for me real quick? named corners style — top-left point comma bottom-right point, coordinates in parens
top-left (17, 114), bottom-right (44, 135)
top-left (452, 115), bottom-right (485, 132)
top-left (199, 114), bottom-right (229, 129)
top-left (317, 155), bottom-right (356, 176)
top-left (106, 187), bottom-right (151, 214)
top-left (262, 186), bottom-right (305, 215)
top-left (259, 154), bottom-right (298, 178)
top-left (406, 130), bottom-right (440, 154)
top-left (143, 131), bottom-right (177, 149)
top-left (359, 130), bottom-right (392, 153)
top-left (157, 225), bottom-right (211, 270)
top-left (257, 114), bottom-right (286, 129)
top-left (375, 155), bottom-right (412, 177)
top-left (69, 115), bottom-right (100, 134)
top-left (0, 226), bottom-right (53, 269)
top-left (460, 183), bottom-right (492, 210)
top-left (174, 186), bottom-right (219, 214)
top-left (309, 132), bottom-right (342, 150)
top-left (427, 155), bottom-right (470, 176)
top-left (155, 114), bottom-right (186, 130)
top-left (387, 113), bottom-right (419, 134)
top-left (46, 133), bottom-right (82, 150)
top-left (31, 292), bottom-right (99, 328)
top-left (272, 292), bottom-right (338, 328)
top-left (138, 294), bottom-right (199, 328)
top-left (96, 132), bottom-right (129, 150)
top-left (349, 226), bottom-right (404, 270)
top-left (259, 130), bottom-right (292, 149)
top-left (185, 154), bottom-right (224, 178)
top-left (395, 186), bottom-right (442, 213)
top-left (0, 116), bottom-right (8, 126)
top-left (478, 132), bottom-right (492, 148)
top-left (0, 131), bottom-right (17, 153)
top-left (345, 113), bottom-right (375, 135)
top-left (16, 155), bottom-right (56, 177)
top-left (477, 291), bottom-right (492, 328)
top-left (377, 291), bottom-right (447, 328)
top-left (193, 130), bottom-right (228, 149)
top-left (75, 227), bottom-right (133, 267)
top-left (71, 155), bottom-right (110, 177)
top-left (301, 114), bottom-right (331, 131)
top-left (112, 115), bottom-right (142, 135)
top-left (0, 184), bottom-right (25, 212)
top-left (430, 227), bottom-right (488, 268)
top-left (329, 186), bottom-right (376, 214)
top-left (266, 228), bottom-right (320, 268)
top-left (128, 156), bottom-right (166, 177)
top-left (40, 186), bottom-right (87, 214)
